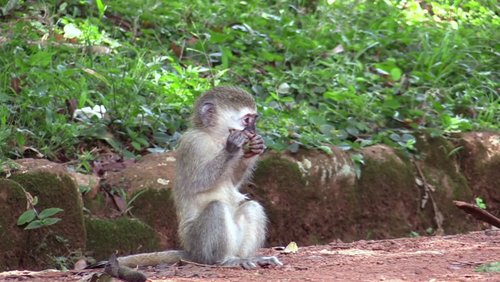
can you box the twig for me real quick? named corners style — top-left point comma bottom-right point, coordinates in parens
top-left (412, 160), bottom-right (444, 235)
top-left (453, 201), bottom-right (500, 228)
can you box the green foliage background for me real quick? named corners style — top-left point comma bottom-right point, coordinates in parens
top-left (0, 0), bottom-right (498, 163)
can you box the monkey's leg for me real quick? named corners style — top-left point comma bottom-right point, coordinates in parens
top-left (184, 200), bottom-right (238, 265)
top-left (235, 200), bottom-right (266, 257)
top-left (223, 201), bottom-right (283, 269)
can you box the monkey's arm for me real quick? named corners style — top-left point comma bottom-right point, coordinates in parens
top-left (231, 157), bottom-right (257, 185)
top-left (177, 130), bottom-right (246, 194)
top-left (231, 132), bottom-right (265, 184)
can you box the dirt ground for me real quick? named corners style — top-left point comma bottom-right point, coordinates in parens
top-left (1, 231), bottom-right (499, 282)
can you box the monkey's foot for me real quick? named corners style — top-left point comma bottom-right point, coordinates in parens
top-left (223, 256), bottom-right (283, 269)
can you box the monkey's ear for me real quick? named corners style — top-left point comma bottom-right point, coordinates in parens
top-left (200, 102), bottom-right (216, 127)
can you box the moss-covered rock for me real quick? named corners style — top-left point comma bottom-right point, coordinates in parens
top-left (9, 172), bottom-right (86, 270)
top-left (0, 179), bottom-right (27, 271)
top-left (455, 132), bottom-right (500, 215)
top-left (355, 145), bottom-right (418, 239)
top-left (85, 217), bottom-right (159, 260)
top-left (131, 188), bottom-right (178, 249)
top-left (249, 148), bottom-right (359, 245)
top-left (416, 135), bottom-right (477, 233)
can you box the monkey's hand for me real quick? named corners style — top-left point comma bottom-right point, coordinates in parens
top-left (226, 130), bottom-right (248, 155)
top-left (243, 132), bottom-right (266, 158)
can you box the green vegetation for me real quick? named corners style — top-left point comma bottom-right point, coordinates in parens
top-left (17, 206), bottom-right (64, 230)
top-left (475, 261), bottom-right (500, 273)
top-left (0, 0), bottom-right (498, 162)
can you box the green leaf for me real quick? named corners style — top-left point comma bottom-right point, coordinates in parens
top-left (24, 220), bottom-right (44, 230)
top-left (475, 197), bottom-right (487, 209)
top-left (389, 133), bottom-right (401, 141)
top-left (95, 0), bottom-right (106, 18)
top-left (390, 67), bottom-right (402, 81)
top-left (221, 47), bottom-right (231, 68)
top-left (30, 51), bottom-right (53, 67)
top-left (131, 141), bottom-right (142, 150)
top-left (351, 153), bottom-right (365, 165)
top-left (38, 208), bottom-right (63, 219)
top-left (401, 133), bottom-right (415, 143)
top-left (318, 145), bottom-right (332, 154)
top-left (17, 209), bottom-right (36, 225)
top-left (41, 217), bottom-right (62, 226)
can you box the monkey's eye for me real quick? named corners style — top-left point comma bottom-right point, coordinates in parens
top-left (243, 117), bottom-right (251, 125)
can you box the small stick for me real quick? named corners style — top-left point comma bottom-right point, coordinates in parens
top-left (453, 200), bottom-right (500, 228)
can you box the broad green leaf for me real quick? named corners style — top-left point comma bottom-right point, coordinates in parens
top-left (38, 208), bottom-right (63, 219)
top-left (29, 51), bottom-right (53, 67)
top-left (389, 133), bottom-right (401, 141)
top-left (390, 67), bottom-right (402, 81)
top-left (41, 217), bottom-right (62, 226)
top-left (345, 127), bottom-right (359, 136)
top-left (401, 133), bottom-right (415, 143)
top-left (17, 209), bottom-right (36, 225)
top-left (24, 220), bottom-right (44, 230)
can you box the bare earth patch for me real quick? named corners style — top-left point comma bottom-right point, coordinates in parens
top-left (1, 231), bottom-right (499, 282)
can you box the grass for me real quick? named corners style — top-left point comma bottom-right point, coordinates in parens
top-left (0, 0), bottom-right (498, 165)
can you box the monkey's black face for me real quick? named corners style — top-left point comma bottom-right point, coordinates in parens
top-left (242, 114), bottom-right (258, 133)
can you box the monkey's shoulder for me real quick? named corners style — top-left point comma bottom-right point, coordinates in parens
top-left (179, 130), bottom-right (223, 150)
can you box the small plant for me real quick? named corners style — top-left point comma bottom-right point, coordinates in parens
top-left (475, 262), bottom-right (500, 273)
top-left (111, 188), bottom-right (147, 215)
top-left (409, 231), bottom-right (420, 238)
top-left (17, 190), bottom-right (63, 230)
top-left (350, 153), bottom-right (365, 179)
top-left (475, 197), bottom-right (487, 210)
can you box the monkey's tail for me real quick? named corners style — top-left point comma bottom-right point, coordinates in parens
top-left (117, 250), bottom-right (186, 267)
top-left (86, 250), bottom-right (186, 269)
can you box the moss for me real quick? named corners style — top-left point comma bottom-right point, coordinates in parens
top-left (131, 188), bottom-right (178, 248)
top-left (478, 156), bottom-right (500, 215)
top-left (254, 156), bottom-right (307, 186)
top-left (416, 135), bottom-right (470, 193)
top-left (9, 172), bottom-right (86, 270)
top-left (0, 179), bottom-right (27, 271)
top-left (416, 135), bottom-right (476, 233)
top-left (85, 217), bottom-right (159, 260)
top-left (355, 153), bottom-right (419, 239)
top-left (250, 156), bottom-right (318, 245)
top-left (83, 192), bottom-right (110, 218)
top-left (251, 155), bottom-right (363, 245)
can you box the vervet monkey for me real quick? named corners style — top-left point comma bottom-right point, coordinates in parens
top-left (115, 86), bottom-right (282, 270)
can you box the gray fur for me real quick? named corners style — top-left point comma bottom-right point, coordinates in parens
top-left (173, 87), bottom-right (281, 268)
top-left (184, 201), bottom-right (229, 264)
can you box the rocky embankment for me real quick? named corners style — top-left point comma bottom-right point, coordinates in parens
top-left (0, 132), bottom-right (498, 270)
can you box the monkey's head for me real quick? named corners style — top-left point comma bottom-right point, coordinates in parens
top-left (192, 86), bottom-right (258, 134)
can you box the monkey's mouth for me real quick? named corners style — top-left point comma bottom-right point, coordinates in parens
top-left (244, 125), bottom-right (256, 134)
